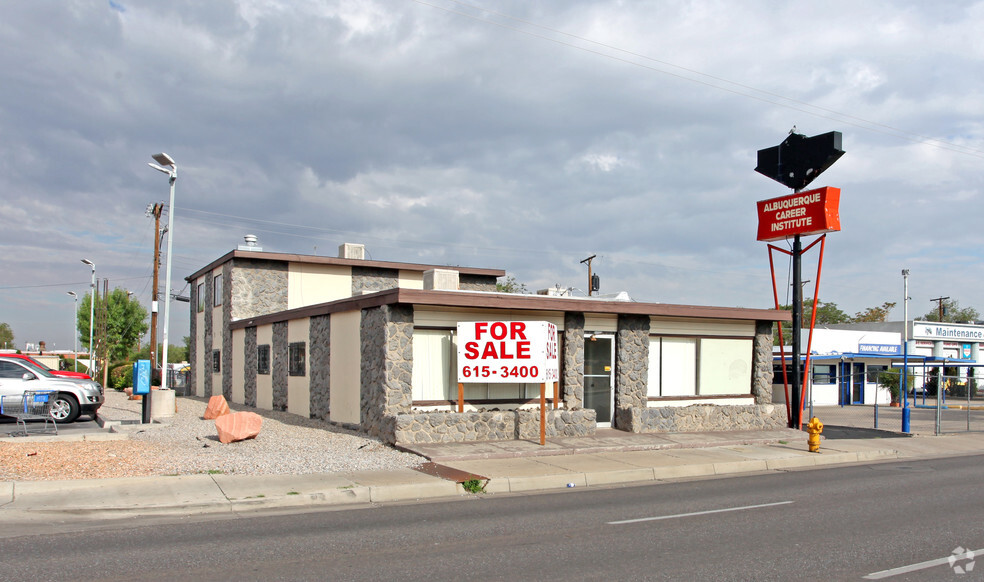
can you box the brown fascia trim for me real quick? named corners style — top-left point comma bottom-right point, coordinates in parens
top-left (186, 249), bottom-right (506, 282)
top-left (230, 288), bottom-right (791, 330)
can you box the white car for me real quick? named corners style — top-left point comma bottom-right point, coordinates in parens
top-left (0, 356), bottom-right (104, 423)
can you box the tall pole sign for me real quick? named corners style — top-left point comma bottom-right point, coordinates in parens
top-left (755, 129), bottom-right (844, 430)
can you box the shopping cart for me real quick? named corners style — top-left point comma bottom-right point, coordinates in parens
top-left (0, 390), bottom-right (58, 436)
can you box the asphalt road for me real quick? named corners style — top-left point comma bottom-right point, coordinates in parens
top-left (2, 455), bottom-right (983, 581)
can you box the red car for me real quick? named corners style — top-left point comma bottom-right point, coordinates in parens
top-left (1, 353), bottom-right (92, 380)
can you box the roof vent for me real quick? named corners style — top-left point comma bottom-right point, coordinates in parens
top-left (424, 269), bottom-right (459, 291)
top-left (238, 234), bottom-right (263, 251)
top-left (339, 243), bottom-right (365, 260)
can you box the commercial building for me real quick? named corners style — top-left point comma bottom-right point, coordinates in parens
top-left (187, 244), bottom-right (791, 444)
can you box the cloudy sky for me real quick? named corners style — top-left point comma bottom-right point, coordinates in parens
top-left (2, 0), bottom-right (983, 354)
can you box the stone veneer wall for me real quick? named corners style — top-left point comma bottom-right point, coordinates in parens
top-left (188, 283), bottom-right (197, 396)
top-left (360, 304), bottom-right (413, 442)
top-left (352, 266), bottom-right (398, 295)
top-left (623, 404), bottom-right (787, 433)
top-left (272, 321), bottom-right (288, 410)
top-left (459, 274), bottom-right (497, 292)
top-left (563, 312), bottom-right (585, 409)
top-left (614, 314), bottom-right (650, 430)
top-left (203, 272), bottom-right (213, 399)
top-left (221, 262), bottom-right (233, 400)
top-left (394, 409), bottom-right (597, 444)
top-left (309, 314), bottom-right (331, 420)
top-left (244, 326), bottom-right (257, 407)
top-left (752, 320), bottom-right (775, 404)
top-left (229, 259), bottom-right (288, 320)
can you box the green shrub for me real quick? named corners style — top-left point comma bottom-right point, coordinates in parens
top-left (109, 364), bottom-right (133, 390)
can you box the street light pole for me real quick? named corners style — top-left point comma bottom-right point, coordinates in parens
top-left (902, 269), bottom-right (911, 433)
top-left (149, 153), bottom-right (177, 395)
top-left (67, 291), bottom-right (78, 372)
top-left (81, 259), bottom-right (95, 376)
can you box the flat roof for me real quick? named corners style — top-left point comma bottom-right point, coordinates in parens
top-left (231, 287), bottom-right (790, 330)
top-left (187, 249), bottom-right (506, 282)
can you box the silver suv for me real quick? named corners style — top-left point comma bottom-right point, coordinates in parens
top-left (0, 356), bottom-right (104, 423)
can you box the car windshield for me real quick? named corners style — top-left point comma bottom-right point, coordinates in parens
top-left (9, 358), bottom-right (56, 378)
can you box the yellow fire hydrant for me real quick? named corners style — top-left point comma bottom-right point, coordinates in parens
top-left (807, 416), bottom-right (823, 453)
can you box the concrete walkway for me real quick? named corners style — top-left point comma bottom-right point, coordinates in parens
top-left (3, 421), bottom-right (984, 523)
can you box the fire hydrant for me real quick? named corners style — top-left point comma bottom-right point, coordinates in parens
top-left (806, 416), bottom-right (823, 453)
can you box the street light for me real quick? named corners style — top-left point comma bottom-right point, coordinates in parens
top-left (67, 291), bottom-right (78, 372)
top-left (81, 259), bottom-right (95, 377)
top-left (148, 153), bottom-right (177, 392)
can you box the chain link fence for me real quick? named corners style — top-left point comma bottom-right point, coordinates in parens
top-left (807, 369), bottom-right (984, 435)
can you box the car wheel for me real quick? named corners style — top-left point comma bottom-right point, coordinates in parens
top-left (50, 393), bottom-right (80, 423)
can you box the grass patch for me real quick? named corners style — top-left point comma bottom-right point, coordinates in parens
top-left (461, 478), bottom-right (485, 494)
top-left (287, 491), bottom-right (300, 496)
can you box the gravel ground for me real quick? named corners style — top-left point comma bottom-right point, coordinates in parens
top-left (0, 390), bottom-right (423, 481)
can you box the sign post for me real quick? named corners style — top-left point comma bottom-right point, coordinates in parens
top-left (756, 130), bottom-right (844, 430)
top-left (457, 321), bottom-right (560, 445)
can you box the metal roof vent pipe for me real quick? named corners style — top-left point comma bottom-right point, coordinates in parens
top-left (238, 234), bottom-right (263, 251)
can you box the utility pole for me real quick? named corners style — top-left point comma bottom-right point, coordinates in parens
top-left (146, 203), bottom-right (164, 425)
top-left (931, 296), bottom-right (949, 322)
top-left (580, 255), bottom-right (597, 296)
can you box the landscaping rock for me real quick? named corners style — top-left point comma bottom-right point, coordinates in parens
top-left (215, 411), bottom-right (263, 444)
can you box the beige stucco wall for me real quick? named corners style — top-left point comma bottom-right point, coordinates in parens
top-left (195, 299), bottom-right (206, 397)
top-left (398, 270), bottom-right (424, 290)
top-left (330, 310), bottom-right (361, 425)
top-left (288, 263), bottom-right (351, 309)
top-left (256, 324), bottom-right (273, 410)
top-left (650, 317), bottom-right (755, 337)
top-left (288, 317), bottom-right (310, 418)
top-left (231, 328), bottom-right (244, 404)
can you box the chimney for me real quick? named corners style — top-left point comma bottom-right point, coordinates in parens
top-left (338, 243), bottom-right (365, 260)
top-left (423, 269), bottom-right (459, 291)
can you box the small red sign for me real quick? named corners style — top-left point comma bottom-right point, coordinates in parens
top-left (756, 186), bottom-right (841, 242)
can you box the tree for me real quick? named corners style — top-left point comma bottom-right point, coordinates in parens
top-left (776, 298), bottom-right (849, 344)
top-left (852, 301), bottom-right (897, 323)
top-left (0, 322), bottom-right (13, 349)
top-left (77, 288), bottom-right (149, 363)
top-left (922, 298), bottom-right (980, 323)
top-left (496, 275), bottom-right (528, 294)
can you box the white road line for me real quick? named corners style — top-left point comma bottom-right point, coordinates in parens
top-left (864, 548), bottom-right (981, 579)
top-left (606, 500), bottom-right (794, 525)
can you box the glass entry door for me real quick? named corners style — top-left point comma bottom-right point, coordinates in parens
top-left (851, 363), bottom-right (865, 404)
top-left (583, 335), bottom-right (614, 426)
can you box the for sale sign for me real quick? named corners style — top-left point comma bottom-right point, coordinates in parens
top-left (756, 186), bottom-right (841, 242)
top-left (456, 321), bottom-right (559, 383)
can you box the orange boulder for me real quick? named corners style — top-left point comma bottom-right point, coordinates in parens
top-left (215, 411), bottom-right (263, 444)
top-left (203, 395), bottom-right (230, 419)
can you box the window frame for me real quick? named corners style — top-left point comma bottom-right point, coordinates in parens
top-left (213, 274), bottom-right (223, 307)
top-left (257, 344), bottom-right (271, 375)
top-left (288, 342), bottom-right (306, 377)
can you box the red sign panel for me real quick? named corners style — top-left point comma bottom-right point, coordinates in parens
top-left (756, 186), bottom-right (841, 242)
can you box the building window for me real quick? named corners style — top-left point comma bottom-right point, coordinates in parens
top-left (197, 282), bottom-right (205, 313)
top-left (212, 350), bottom-right (221, 373)
top-left (866, 365), bottom-right (888, 383)
top-left (288, 342), bottom-right (306, 376)
top-left (257, 344), bottom-right (270, 375)
top-left (649, 336), bottom-right (752, 397)
top-left (813, 364), bottom-right (837, 385)
top-left (213, 274), bottom-right (223, 307)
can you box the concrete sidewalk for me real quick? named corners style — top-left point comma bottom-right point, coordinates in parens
top-left (3, 428), bottom-right (984, 522)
